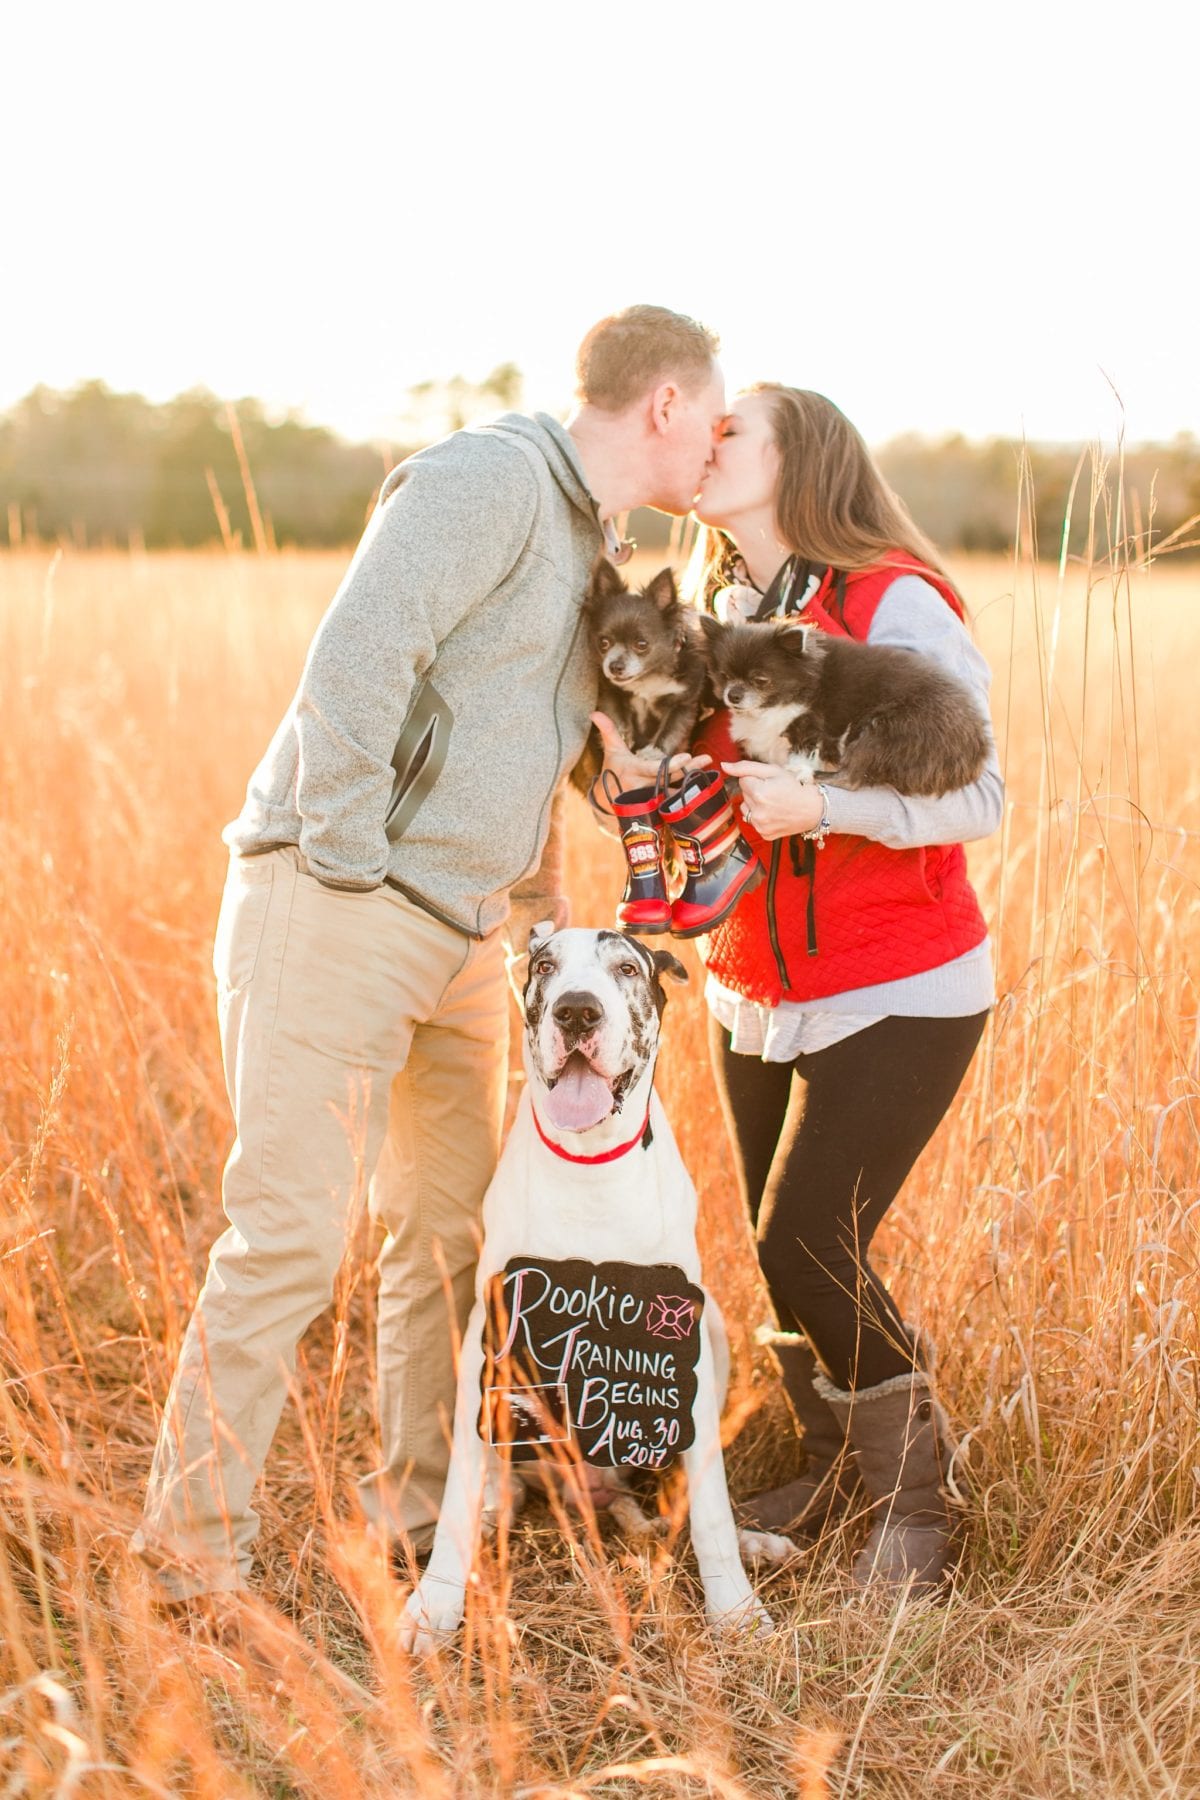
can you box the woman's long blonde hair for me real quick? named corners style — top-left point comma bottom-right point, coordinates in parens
top-left (687, 384), bottom-right (959, 611)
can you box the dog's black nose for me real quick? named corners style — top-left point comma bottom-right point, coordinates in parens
top-left (553, 991), bottom-right (604, 1035)
top-left (726, 684), bottom-right (745, 707)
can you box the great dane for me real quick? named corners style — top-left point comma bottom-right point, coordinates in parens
top-left (398, 926), bottom-right (790, 1650)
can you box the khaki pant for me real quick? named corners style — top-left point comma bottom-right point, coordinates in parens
top-left (132, 847), bottom-right (508, 1600)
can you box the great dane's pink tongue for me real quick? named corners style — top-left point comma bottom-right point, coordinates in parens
top-left (542, 1051), bottom-right (613, 1132)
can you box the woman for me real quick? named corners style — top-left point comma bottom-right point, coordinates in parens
top-left (597, 386), bottom-right (1001, 1592)
top-left (693, 385), bottom-right (1001, 1591)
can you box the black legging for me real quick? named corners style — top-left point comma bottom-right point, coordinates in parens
top-left (709, 1010), bottom-right (987, 1390)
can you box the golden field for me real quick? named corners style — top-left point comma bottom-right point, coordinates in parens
top-left (0, 527), bottom-right (1198, 1797)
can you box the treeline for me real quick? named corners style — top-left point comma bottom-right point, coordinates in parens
top-left (876, 433), bottom-right (1199, 561)
top-left (1, 378), bottom-right (1197, 561)
top-left (0, 367), bottom-right (521, 553)
top-left (1, 382), bottom-right (391, 550)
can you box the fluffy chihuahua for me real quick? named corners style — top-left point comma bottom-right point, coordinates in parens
top-left (571, 562), bottom-right (708, 794)
top-left (700, 616), bottom-right (989, 796)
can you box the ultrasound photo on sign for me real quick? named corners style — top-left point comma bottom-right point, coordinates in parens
top-left (485, 1381), bottom-right (571, 1448)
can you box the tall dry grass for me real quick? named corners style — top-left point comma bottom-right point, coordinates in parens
top-left (0, 483), bottom-right (1198, 1794)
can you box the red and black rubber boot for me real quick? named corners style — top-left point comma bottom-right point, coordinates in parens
top-left (659, 768), bottom-right (763, 938)
top-left (602, 777), bottom-right (673, 935)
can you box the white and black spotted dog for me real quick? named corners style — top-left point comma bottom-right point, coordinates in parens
top-left (399, 927), bottom-right (791, 1651)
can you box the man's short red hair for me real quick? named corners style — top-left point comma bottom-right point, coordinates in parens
top-left (575, 305), bottom-right (719, 411)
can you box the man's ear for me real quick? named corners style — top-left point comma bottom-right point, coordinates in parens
top-left (586, 557), bottom-right (627, 609)
top-left (649, 379), bottom-right (680, 434)
top-left (644, 567), bottom-right (679, 612)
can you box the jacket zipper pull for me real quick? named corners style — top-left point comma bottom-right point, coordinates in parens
top-left (788, 835), bottom-right (819, 957)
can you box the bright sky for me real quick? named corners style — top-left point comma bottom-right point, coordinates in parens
top-left (5, 0), bottom-right (1195, 448)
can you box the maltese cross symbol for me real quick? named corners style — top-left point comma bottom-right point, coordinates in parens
top-left (645, 1294), bottom-right (698, 1340)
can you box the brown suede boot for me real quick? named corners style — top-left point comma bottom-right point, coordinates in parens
top-left (738, 1334), bottom-right (858, 1537)
top-left (813, 1368), bottom-right (962, 1593)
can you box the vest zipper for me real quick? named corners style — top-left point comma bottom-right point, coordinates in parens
top-left (764, 836), bottom-right (820, 996)
top-left (790, 835), bottom-right (820, 957)
top-left (765, 841), bottom-right (791, 991)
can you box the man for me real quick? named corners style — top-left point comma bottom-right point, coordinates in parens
top-left (132, 305), bottom-right (726, 1600)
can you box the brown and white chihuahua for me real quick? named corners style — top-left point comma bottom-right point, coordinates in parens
top-left (572, 561), bottom-right (708, 794)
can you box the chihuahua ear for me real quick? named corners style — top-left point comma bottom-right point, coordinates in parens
top-left (586, 556), bottom-right (628, 609)
top-left (698, 611), bottom-right (724, 643)
top-left (643, 567), bottom-right (679, 611)
top-left (778, 621), bottom-right (816, 656)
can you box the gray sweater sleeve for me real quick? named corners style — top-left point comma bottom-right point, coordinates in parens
top-left (821, 575), bottom-right (1004, 849)
top-left (293, 433), bottom-right (538, 887)
top-left (507, 784), bottom-right (571, 943)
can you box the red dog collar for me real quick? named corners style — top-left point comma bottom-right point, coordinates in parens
top-left (530, 1102), bottom-right (653, 1165)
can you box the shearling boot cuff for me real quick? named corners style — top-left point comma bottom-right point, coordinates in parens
top-left (812, 1368), bottom-right (932, 1408)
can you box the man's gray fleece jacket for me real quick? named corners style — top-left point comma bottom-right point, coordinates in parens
top-left (224, 413), bottom-right (602, 936)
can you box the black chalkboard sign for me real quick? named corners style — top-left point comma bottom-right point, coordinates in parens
top-left (478, 1256), bottom-right (706, 1468)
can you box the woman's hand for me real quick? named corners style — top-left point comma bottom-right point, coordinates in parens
top-left (722, 760), bottom-right (827, 842)
top-left (590, 712), bottom-right (711, 794)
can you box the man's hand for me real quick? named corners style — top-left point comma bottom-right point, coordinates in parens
top-left (591, 712), bottom-right (711, 796)
top-left (722, 760), bottom-right (827, 842)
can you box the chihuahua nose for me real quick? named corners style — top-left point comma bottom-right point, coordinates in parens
top-left (726, 684), bottom-right (745, 707)
top-left (608, 656), bottom-right (627, 678)
top-left (553, 991), bottom-right (604, 1036)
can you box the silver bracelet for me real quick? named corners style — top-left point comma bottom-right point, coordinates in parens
top-left (800, 781), bottom-right (831, 848)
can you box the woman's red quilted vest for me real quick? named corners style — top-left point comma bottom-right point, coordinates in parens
top-left (694, 553), bottom-right (989, 1006)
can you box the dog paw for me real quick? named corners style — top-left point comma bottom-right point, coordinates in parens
top-left (786, 751), bottom-right (819, 783)
top-left (737, 1527), bottom-right (797, 1567)
top-left (608, 1493), bottom-right (669, 1542)
top-left (707, 1591), bottom-right (775, 1638)
top-left (701, 1573), bottom-right (775, 1637)
top-left (397, 1577), bottom-right (465, 1653)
